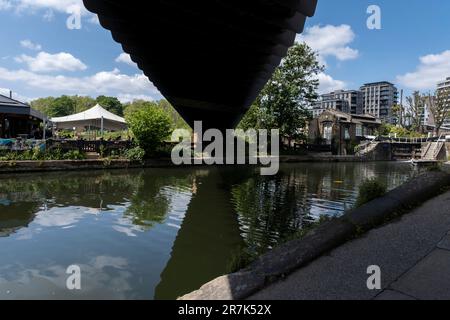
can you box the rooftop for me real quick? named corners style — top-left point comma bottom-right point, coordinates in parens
top-left (318, 109), bottom-right (381, 125)
top-left (0, 94), bottom-right (45, 120)
top-left (361, 81), bottom-right (396, 87)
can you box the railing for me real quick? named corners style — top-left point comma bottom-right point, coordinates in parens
top-left (378, 136), bottom-right (439, 144)
top-left (46, 139), bottom-right (133, 154)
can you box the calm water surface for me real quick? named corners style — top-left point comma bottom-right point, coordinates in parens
top-left (0, 162), bottom-right (416, 299)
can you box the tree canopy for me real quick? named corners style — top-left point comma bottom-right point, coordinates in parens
top-left (30, 95), bottom-right (189, 131)
top-left (238, 42), bottom-right (323, 144)
top-left (31, 95), bottom-right (96, 117)
top-left (125, 103), bottom-right (172, 155)
top-left (96, 95), bottom-right (124, 116)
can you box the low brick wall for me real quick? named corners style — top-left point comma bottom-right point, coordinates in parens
top-left (180, 171), bottom-right (450, 300)
top-left (0, 159), bottom-right (175, 174)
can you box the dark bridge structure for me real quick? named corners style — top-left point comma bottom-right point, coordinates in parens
top-left (83, 0), bottom-right (318, 129)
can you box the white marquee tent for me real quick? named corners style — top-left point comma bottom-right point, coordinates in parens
top-left (50, 104), bottom-right (127, 132)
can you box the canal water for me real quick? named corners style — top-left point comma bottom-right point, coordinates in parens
top-left (0, 162), bottom-right (416, 299)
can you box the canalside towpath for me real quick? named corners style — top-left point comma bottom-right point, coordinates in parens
top-left (250, 190), bottom-right (450, 300)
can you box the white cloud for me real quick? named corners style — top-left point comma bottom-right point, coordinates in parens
top-left (297, 24), bottom-right (359, 65)
top-left (20, 39), bottom-right (42, 51)
top-left (397, 50), bottom-right (450, 90)
top-left (115, 53), bottom-right (137, 67)
top-left (89, 14), bottom-right (99, 25)
top-left (296, 24), bottom-right (357, 95)
top-left (43, 8), bottom-right (54, 21)
top-left (0, 66), bottom-right (161, 100)
top-left (15, 51), bottom-right (87, 72)
top-left (117, 93), bottom-right (155, 103)
top-left (1, 0), bottom-right (98, 23)
top-left (0, 0), bottom-right (12, 10)
top-left (316, 73), bottom-right (347, 94)
top-left (14, 0), bottom-right (88, 15)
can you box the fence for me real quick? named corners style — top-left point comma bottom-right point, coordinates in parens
top-left (0, 138), bottom-right (133, 154)
top-left (46, 139), bottom-right (133, 154)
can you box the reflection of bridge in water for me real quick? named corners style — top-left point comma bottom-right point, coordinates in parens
top-left (82, 0), bottom-right (318, 129)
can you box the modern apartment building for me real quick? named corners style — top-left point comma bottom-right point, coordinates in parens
top-left (360, 82), bottom-right (398, 123)
top-left (437, 77), bottom-right (450, 128)
top-left (312, 90), bottom-right (363, 118)
top-left (333, 90), bottom-right (363, 115)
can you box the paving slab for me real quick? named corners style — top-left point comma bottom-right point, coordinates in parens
top-left (375, 290), bottom-right (416, 300)
top-left (250, 191), bottom-right (450, 300)
top-left (390, 249), bottom-right (450, 300)
top-left (437, 234), bottom-right (450, 251)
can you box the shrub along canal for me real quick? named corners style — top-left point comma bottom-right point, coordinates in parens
top-left (0, 162), bottom-right (417, 299)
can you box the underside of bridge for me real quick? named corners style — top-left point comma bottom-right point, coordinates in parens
top-left (83, 0), bottom-right (318, 129)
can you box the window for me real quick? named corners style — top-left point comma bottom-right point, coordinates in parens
top-left (323, 123), bottom-right (333, 144)
top-left (344, 128), bottom-right (350, 140)
top-left (356, 124), bottom-right (363, 137)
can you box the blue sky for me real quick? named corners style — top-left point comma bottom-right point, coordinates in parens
top-left (0, 0), bottom-right (449, 103)
top-left (302, 0), bottom-right (450, 97)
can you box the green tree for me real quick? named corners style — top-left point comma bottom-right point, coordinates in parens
top-left (72, 95), bottom-right (96, 113)
top-left (126, 104), bottom-right (172, 156)
top-left (238, 104), bottom-right (261, 131)
top-left (48, 95), bottom-right (76, 117)
top-left (158, 99), bottom-right (190, 130)
top-left (391, 104), bottom-right (405, 127)
top-left (427, 88), bottom-right (450, 135)
top-left (96, 95), bottom-right (124, 116)
top-left (406, 91), bottom-right (425, 132)
top-left (123, 100), bottom-right (158, 118)
top-left (124, 99), bottom-right (191, 131)
top-left (30, 97), bottom-right (56, 115)
top-left (239, 42), bottom-right (322, 147)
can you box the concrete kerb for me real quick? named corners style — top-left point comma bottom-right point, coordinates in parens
top-left (179, 171), bottom-right (450, 300)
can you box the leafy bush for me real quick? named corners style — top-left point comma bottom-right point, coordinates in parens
top-left (0, 148), bottom-right (86, 161)
top-left (125, 146), bottom-right (146, 162)
top-left (126, 105), bottom-right (172, 157)
top-left (62, 150), bottom-right (86, 160)
top-left (355, 178), bottom-right (387, 208)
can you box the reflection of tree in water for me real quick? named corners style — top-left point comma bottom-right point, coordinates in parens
top-left (231, 170), bottom-right (313, 255)
top-left (0, 169), bottom-right (195, 237)
top-left (124, 172), bottom-right (194, 230)
top-left (0, 171), bottom-right (137, 208)
top-left (0, 202), bottom-right (40, 237)
top-left (0, 171), bottom-right (140, 237)
top-left (231, 163), bottom-right (415, 256)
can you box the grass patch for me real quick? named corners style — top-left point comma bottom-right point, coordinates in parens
top-left (226, 246), bottom-right (256, 274)
top-left (355, 178), bottom-right (387, 208)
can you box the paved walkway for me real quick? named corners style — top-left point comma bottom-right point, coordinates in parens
top-left (250, 191), bottom-right (450, 300)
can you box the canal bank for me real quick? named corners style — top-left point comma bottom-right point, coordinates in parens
top-left (180, 171), bottom-right (450, 300)
top-left (0, 155), bottom-right (368, 174)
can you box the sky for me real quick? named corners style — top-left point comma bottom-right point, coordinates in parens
top-left (0, 0), bottom-right (449, 103)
